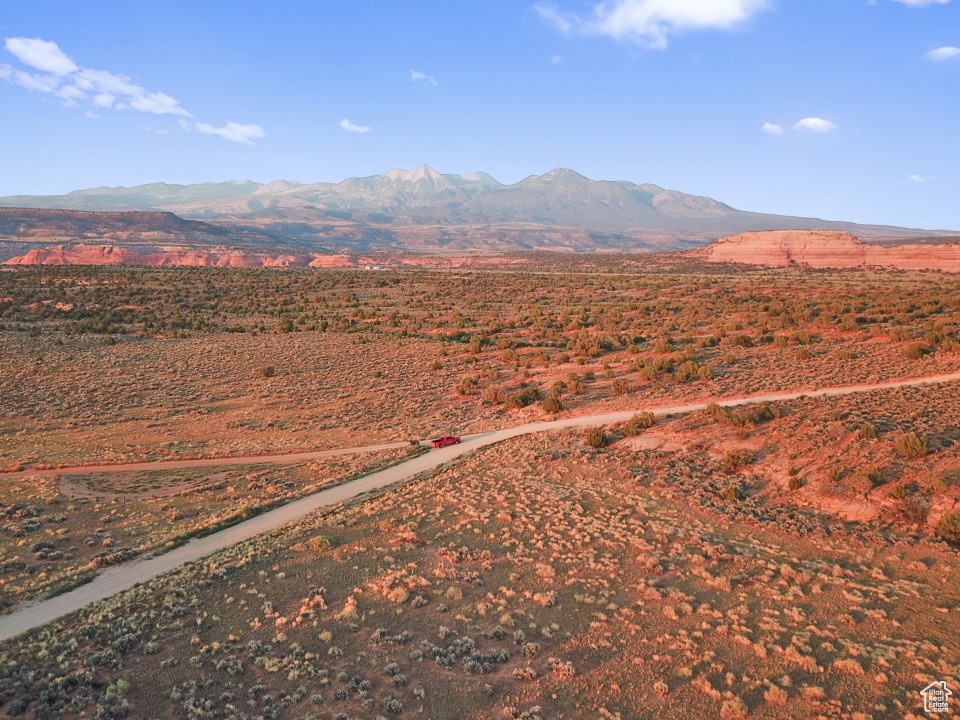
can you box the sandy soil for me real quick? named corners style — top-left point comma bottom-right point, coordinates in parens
top-left (2, 369), bottom-right (958, 642)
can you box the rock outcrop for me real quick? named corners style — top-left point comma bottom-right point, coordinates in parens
top-left (689, 230), bottom-right (960, 273)
top-left (2, 243), bottom-right (530, 269)
top-left (2, 244), bottom-right (309, 268)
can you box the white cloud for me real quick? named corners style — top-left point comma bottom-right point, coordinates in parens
top-left (794, 117), bottom-right (837, 133)
top-left (761, 122), bottom-right (783, 136)
top-left (178, 118), bottom-right (192, 132)
top-left (890, 0), bottom-right (949, 6)
top-left (410, 70), bottom-right (437, 86)
top-left (195, 121), bottom-right (266, 144)
top-left (0, 36), bottom-right (264, 144)
top-left (550, 54), bottom-right (563, 64)
top-left (926, 46), bottom-right (960, 61)
top-left (339, 118), bottom-right (371, 133)
top-left (4, 37), bottom-right (77, 75)
top-left (906, 174), bottom-right (931, 182)
top-left (538, 0), bottom-right (771, 49)
top-left (535, 3), bottom-right (574, 33)
top-left (92, 92), bottom-right (115, 108)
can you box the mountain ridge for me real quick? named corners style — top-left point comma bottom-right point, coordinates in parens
top-left (2, 167), bottom-right (958, 253)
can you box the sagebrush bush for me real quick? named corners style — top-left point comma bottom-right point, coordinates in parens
top-left (935, 509), bottom-right (960, 543)
top-left (585, 427), bottom-right (607, 448)
top-left (894, 432), bottom-right (929, 459)
top-left (623, 412), bottom-right (655, 436)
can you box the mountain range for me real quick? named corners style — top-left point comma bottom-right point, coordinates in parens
top-left (2, 166), bottom-right (957, 253)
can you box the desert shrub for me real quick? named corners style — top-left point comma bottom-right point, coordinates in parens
top-left (507, 387), bottom-right (541, 409)
top-left (698, 364), bottom-right (714, 380)
top-left (674, 360), bottom-right (701, 382)
top-left (727, 334), bottom-right (753, 348)
top-left (585, 427), bottom-right (607, 448)
top-left (935, 510), bottom-right (960, 542)
top-left (788, 475), bottom-right (804, 491)
top-left (750, 401), bottom-right (781, 423)
top-left (721, 448), bottom-right (755, 472)
top-left (888, 326), bottom-right (910, 342)
top-left (720, 485), bottom-right (744, 502)
top-left (894, 432), bottom-right (929, 459)
top-left (921, 473), bottom-right (947, 493)
top-left (653, 339), bottom-right (674, 353)
top-left (623, 412), bottom-right (655, 436)
top-left (542, 394), bottom-right (562, 414)
top-left (707, 403), bottom-right (731, 424)
top-left (888, 484), bottom-right (912, 500)
top-left (481, 384), bottom-right (505, 405)
top-left (258, 365), bottom-right (276, 378)
top-left (857, 422), bottom-right (878, 440)
top-left (795, 348), bottom-right (813, 361)
top-left (456, 377), bottom-right (478, 396)
top-left (610, 378), bottom-right (630, 395)
top-left (430, 359), bottom-right (443, 370)
top-left (905, 342), bottom-right (932, 360)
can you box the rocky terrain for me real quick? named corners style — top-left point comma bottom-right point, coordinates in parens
top-left (688, 230), bottom-right (960, 273)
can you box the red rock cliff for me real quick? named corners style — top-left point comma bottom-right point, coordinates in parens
top-left (689, 230), bottom-right (960, 272)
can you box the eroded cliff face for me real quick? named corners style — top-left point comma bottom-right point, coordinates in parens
top-left (1, 244), bottom-right (530, 269)
top-left (689, 230), bottom-right (960, 272)
top-left (2, 244), bottom-right (310, 268)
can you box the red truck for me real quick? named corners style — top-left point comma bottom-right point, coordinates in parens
top-left (430, 435), bottom-right (461, 448)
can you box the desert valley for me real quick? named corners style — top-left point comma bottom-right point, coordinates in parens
top-left (3, 2), bottom-right (960, 718)
top-left (2, 174), bottom-right (960, 718)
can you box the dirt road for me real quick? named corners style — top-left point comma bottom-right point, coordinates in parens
top-left (0, 442), bottom-right (412, 480)
top-left (2, 369), bottom-right (958, 642)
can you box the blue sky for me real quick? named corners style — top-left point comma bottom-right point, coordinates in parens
top-left (1, 1), bottom-right (958, 229)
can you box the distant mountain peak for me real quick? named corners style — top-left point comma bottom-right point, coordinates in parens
top-left (539, 168), bottom-right (589, 183)
top-left (382, 165), bottom-right (443, 183)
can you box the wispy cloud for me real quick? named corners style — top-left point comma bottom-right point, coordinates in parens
top-left (339, 118), bottom-right (371, 133)
top-left (905, 174), bottom-right (932, 183)
top-left (196, 121), bottom-right (265, 145)
top-left (761, 122), bottom-right (783, 136)
top-left (795, 117), bottom-right (837, 133)
top-left (536, 0), bottom-right (771, 49)
top-left (0, 36), bottom-right (265, 143)
top-left (535, 3), bottom-right (574, 33)
top-left (889, 0), bottom-right (949, 6)
top-left (410, 70), bottom-right (437, 86)
top-left (926, 46), bottom-right (960, 61)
